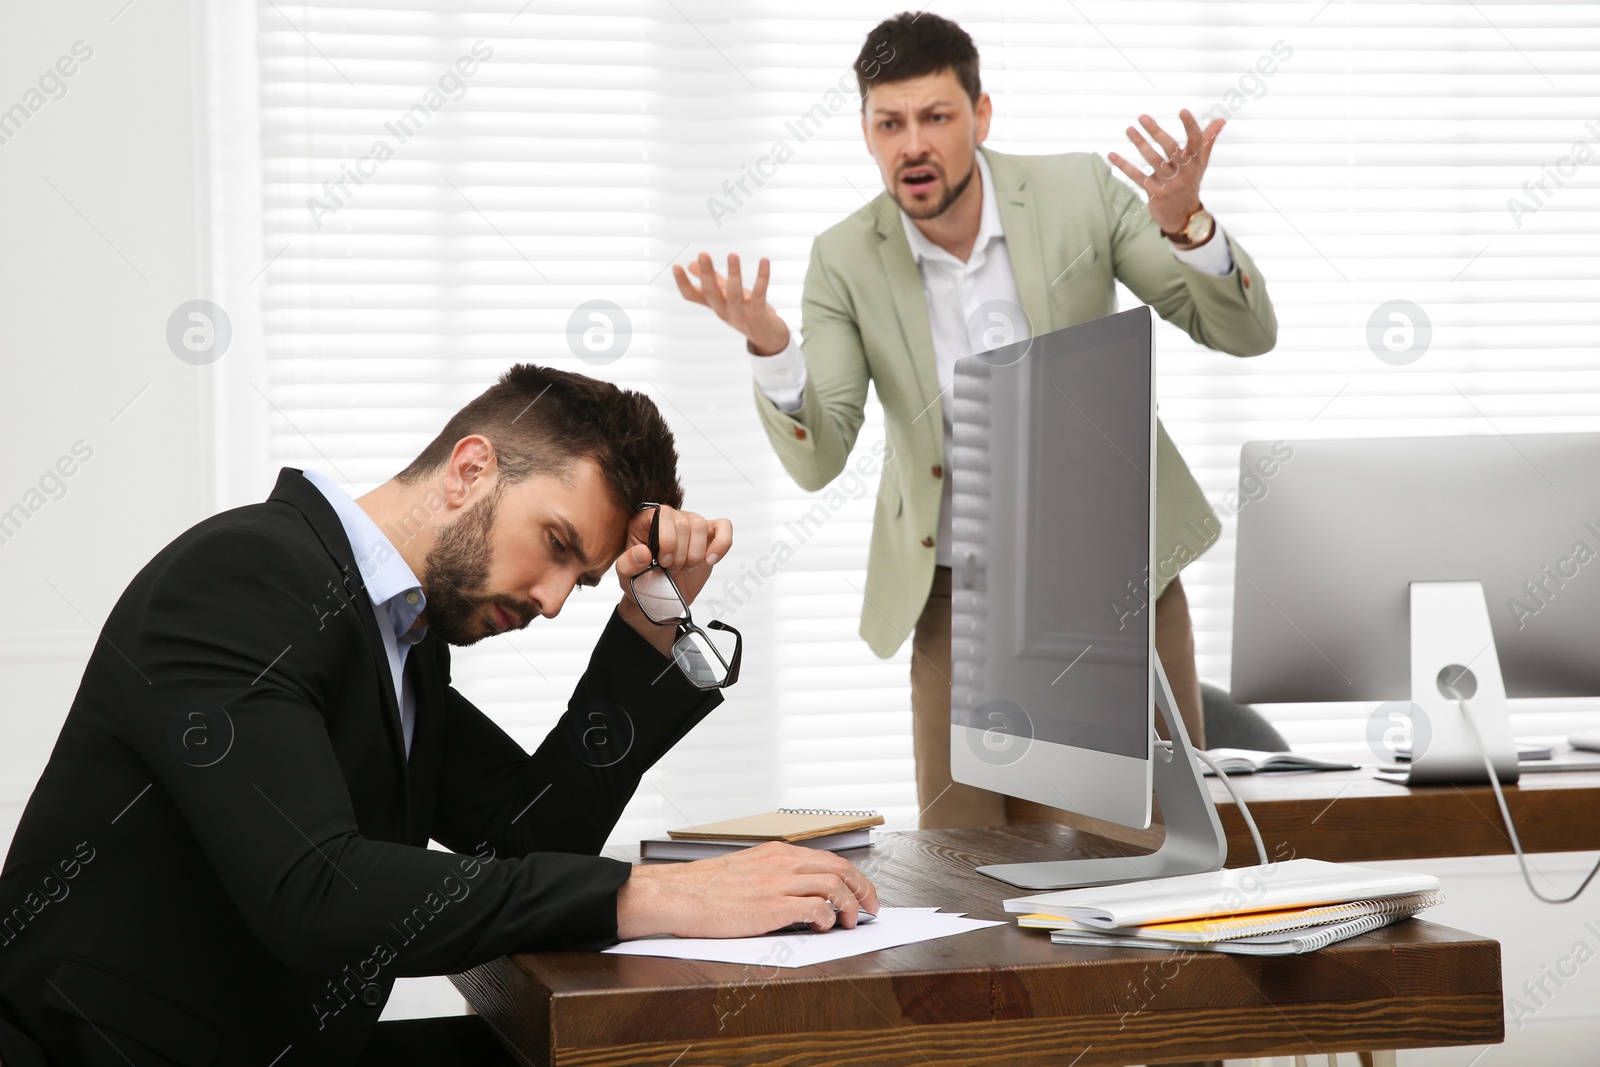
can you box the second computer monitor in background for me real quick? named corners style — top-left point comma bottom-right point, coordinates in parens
top-left (1231, 433), bottom-right (1600, 706)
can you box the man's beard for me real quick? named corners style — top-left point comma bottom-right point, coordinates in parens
top-left (421, 488), bottom-right (531, 646)
top-left (892, 156), bottom-right (978, 221)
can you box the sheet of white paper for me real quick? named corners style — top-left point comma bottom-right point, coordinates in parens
top-left (603, 907), bottom-right (1004, 968)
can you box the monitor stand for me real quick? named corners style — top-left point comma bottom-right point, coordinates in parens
top-left (1383, 580), bottom-right (1519, 786)
top-left (977, 655), bottom-right (1229, 891)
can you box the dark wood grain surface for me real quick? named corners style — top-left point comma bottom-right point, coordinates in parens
top-left (1206, 767), bottom-right (1600, 866)
top-left (452, 826), bottom-right (1503, 1067)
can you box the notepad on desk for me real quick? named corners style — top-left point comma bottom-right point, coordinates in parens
top-left (1200, 748), bottom-right (1358, 775)
top-left (641, 807), bottom-right (883, 860)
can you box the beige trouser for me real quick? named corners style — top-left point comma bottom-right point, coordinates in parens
top-left (909, 566), bottom-right (1205, 831)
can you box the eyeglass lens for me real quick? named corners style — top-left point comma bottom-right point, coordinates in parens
top-left (672, 626), bottom-right (738, 688)
top-left (633, 568), bottom-right (686, 625)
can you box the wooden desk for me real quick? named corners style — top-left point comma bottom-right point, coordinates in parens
top-left (1207, 767), bottom-right (1600, 867)
top-left (451, 827), bottom-right (1502, 1066)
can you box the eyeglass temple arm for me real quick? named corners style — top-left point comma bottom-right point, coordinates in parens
top-left (707, 620), bottom-right (742, 686)
top-left (636, 502), bottom-right (661, 559)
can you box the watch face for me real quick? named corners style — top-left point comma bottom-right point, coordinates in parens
top-left (1187, 209), bottom-right (1215, 243)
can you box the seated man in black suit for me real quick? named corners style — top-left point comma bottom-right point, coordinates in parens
top-left (0, 364), bottom-right (877, 1067)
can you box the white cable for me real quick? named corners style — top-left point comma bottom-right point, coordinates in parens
top-left (1455, 695), bottom-right (1600, 904)
top-left (1193, 749), bottom-right (1269, 867)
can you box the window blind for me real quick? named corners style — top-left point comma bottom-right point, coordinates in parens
top-left (719, 0), bottom-right (1600, 752)
top-left (254, 0), bottom-right (1600, 855)
top-left (255, 1), bottom-right (913, 847)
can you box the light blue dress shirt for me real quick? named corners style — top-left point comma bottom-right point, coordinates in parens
top-left (303, 469), bottom-right (428, 758)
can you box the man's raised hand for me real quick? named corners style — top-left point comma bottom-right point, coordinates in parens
top-left (1106, 108), bottom-right (1223, 236)
top-left (672, 252), bottom-right (792, 357)
top-left (613, 504), bottom-right (732, 657)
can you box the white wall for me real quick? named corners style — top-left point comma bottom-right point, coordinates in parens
top-left (0, 5), bottom-right (459, 1017)
top-left (0, 0), bottom-right (212, 852)
top-left (1388, 852), bottom-right (1600, 1067)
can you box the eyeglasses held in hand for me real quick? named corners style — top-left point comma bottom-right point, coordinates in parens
top-left (629, 503), bottom-right (742, 690)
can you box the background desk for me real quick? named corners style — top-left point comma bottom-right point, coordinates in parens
top-left (452, 827), bottom-right (1502, 1067)
top-left (1206, 767), bottom-right (1600, 866)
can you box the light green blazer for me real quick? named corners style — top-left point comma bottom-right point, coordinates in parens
top-left (754, 146), bottom-right (1278, 658)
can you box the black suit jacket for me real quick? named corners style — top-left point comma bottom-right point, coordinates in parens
top-left (0, 469), bottom-right (720, 1066)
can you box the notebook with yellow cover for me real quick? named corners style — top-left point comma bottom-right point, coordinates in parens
top-left (666, 807), bottom-right (883, 843)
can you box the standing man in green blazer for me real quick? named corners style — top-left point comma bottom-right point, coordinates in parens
top-left (674, 13), bottom-right (1277, 829)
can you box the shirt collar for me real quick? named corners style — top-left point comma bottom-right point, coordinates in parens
top-left (899, 149), bottom-right (1005, 267)
top-left (302, 469), bottom-right (428, 643)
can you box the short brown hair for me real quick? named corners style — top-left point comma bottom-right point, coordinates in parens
top-left (854, 12), bottom-right (981, 106)
top-left (397, 364), bottom-right (683, 511)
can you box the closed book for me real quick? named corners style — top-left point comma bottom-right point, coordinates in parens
top-left (1049, 911), bottom-right (1413, 956)
top-left (641, 828), bottom-right (874, 861)
top-left (666, 807), bottom-right (883, 843)
top-left (1004, 858), bottom-right (1441, 929)
top-left (1019, 890), bottom-right (1443, 943)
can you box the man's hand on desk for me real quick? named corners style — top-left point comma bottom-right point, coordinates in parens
top-left (672, 252), bottom-right (793, 357)
top-left (615, 840), bottom-right (881, 939)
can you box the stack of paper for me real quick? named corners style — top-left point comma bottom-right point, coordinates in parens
top-left (1004, 859), bottom-right (1443, 957)
top-left (604, 907), bottom-right (1003, 968)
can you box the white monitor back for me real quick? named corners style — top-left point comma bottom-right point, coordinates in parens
top-left (1231, 432), bottom-right (1600, 704)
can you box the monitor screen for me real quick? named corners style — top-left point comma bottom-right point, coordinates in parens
top-left (952, 307), bottom-right (1156, 793)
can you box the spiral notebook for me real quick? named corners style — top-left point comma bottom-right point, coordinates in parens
top-left (1048, 910), bottom-right (1415, 956)
top-left (1019, 891), bottom-right (1443, 943)
top-left (1004, 858), bottom-right (1440, 929)
top-left (665, 807), bottom-right (883, 843)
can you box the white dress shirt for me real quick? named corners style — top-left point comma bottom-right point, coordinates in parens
top-left (304, 469), bottom-right (428, 757)
top-left (749, 151), bottom-right (1234, 565)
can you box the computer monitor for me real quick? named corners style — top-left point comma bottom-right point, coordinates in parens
top-left (950, 306), bottom-right (1228, 889)
top-left (949, 306), bottom-right (1155, 826)
top-left (1231, 433), bottom-right (1600, 782)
